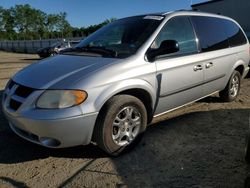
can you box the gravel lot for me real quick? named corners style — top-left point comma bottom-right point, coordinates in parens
top-left (0, 51), bottom-right (250, 188)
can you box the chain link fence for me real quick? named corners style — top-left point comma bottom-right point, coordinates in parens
top-left (0, 37), bottom-right (83, 54)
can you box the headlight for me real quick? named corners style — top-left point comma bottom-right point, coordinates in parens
top-left (36, 90), bottom-right (87, 109)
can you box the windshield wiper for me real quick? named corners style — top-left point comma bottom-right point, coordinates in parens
top-left (74, 46), bottom-right (118, 57)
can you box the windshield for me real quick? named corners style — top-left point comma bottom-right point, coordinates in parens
top-left (51, 42), bottom-right (62, 48)
top-left (51, 41), bottom-right (69, 48)
top-left (70, 15), bottom-right (164, 58)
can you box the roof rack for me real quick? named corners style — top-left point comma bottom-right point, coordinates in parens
top-left (192, 0), bottom-right (224, 7)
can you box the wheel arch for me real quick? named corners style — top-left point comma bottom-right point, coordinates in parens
top-left (94, 79), bottom-right (157, 123)
top-left (231, 59), bottom-right (247, 78)
top-left (116, 88), bottom-right (154, 123)
top-left (235, 64), bottom-right (244, 76)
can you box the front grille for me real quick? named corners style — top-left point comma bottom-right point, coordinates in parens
top-left (9, 99), bottom-right (22, 111)
top-left (6, 81), bottom-right (36, 111)
top-left (8, 80), bottom-right (15, 89)
top-left (14, 84), bottom-right (35, 98)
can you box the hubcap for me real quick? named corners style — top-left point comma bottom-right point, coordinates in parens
top-left (230, 75), bottom-right (239, 97)
top-left (112, 106), bottom-right (141, 146)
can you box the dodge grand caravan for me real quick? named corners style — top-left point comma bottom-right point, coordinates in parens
top-left (2, 11), bottom-right (249, 155)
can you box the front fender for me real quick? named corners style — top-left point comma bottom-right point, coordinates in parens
top-left (94, 79), bottom-right (157, 112)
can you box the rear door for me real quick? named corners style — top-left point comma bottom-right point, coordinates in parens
top-left (190, 16), bottom-right (237, 96)
top-left (153, 16), bottom-right (204, 115)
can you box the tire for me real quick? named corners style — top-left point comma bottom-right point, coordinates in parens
top-left (245, 130), bottom-right (250, 163)
top-left (219, 70), bottom-right (241, 102)
top-left (93, 95), bottom-right (147, 156)
top-left (50, 52), bottom-right (56, 56)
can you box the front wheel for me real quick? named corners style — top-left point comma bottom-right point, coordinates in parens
top-left (93, 95), bottom-right (147, 156)
top-left (219, 70), bottom-right (241, 102)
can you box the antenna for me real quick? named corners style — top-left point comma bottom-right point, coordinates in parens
top-left (190, 0), bottom-right (193, 6)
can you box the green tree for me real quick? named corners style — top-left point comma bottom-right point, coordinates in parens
top-left (46, 14), bottom-right (60, 33)
top-left (0, 6), bottom-right (3, 32)
top-left (32, 10), bottom-right (46, 39)
top-left (0, 4), bottom-right (116, 40)
top-left (1, 8), bottom-right (15, 39)
top-left (13, 4), bottom-right (45, 39)
top-left (13, 5), bottom-right (31, 34)
top-left (56, 12), bottom-right (71, 38)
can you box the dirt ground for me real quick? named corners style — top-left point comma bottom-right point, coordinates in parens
top-left (0, 51), bottom-right (250, 188)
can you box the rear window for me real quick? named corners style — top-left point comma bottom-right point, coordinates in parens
top-left (191, 16), bottom-right (247, 53)
top-left (224, 20), bottom-right (247, 47)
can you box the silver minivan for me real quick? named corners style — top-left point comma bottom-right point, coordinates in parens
top-left (2, 11), bottom-right (249, 155)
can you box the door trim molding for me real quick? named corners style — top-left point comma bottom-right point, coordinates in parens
top-left (154, 90), bottom-right (219, 118)
top-left (159, 74), bottom-right (225, 98)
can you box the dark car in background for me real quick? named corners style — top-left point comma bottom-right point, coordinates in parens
top-left (37, 40), bottom-right (80, 58)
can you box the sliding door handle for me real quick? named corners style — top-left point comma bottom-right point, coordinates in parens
top-left (205, 62), bottom-right (213, 69)
top-left (193, 65), bottom-right (203, 71)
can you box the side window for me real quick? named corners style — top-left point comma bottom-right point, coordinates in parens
top-left (191, 16), bottom-right (229, 52)
top-left (224, 20), bottom-right (247, 47)
top-left (151, 16), bottom-right (198, 57)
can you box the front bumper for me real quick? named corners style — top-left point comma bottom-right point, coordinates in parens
top-left (3, 109), bottom-right (98, 148)
top-left (2, 81), bottom-right (99, 148)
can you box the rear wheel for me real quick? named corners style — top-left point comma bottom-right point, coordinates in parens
top-left (93, 95), bottom-right (147, 156)
top-left (219, 70), bottom-right (241, 102)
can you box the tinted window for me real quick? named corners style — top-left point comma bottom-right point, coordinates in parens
top-left (224, 20), bottom-right (247, 47)
top-left (151, 16), bottom-right (198, 57)
top-left (191, 16), bottom-right (229, 52)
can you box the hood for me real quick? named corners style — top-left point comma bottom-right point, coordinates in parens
top-left (13, 55), bottom-right (119, 89)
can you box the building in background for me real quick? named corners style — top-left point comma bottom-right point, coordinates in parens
top-left (192, 0), bottom-right (250, 37)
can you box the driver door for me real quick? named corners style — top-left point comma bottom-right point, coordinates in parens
top-left (153, 16), bottom-right (205, 115)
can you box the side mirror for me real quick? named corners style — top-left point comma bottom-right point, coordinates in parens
top-left (147, 40), bottom-right (179, 61)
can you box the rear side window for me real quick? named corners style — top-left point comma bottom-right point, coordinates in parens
top-left (191, 16), bottom-right (229, 52)
top-left (151, 16), bottom-right (198, 56)
top-left (224, 20), bottom-right (247, 47)
top-left (191, 16), bottom-right (247, 53)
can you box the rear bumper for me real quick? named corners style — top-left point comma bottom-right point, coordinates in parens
top-left (4, 109), bottom-right (98, 148)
